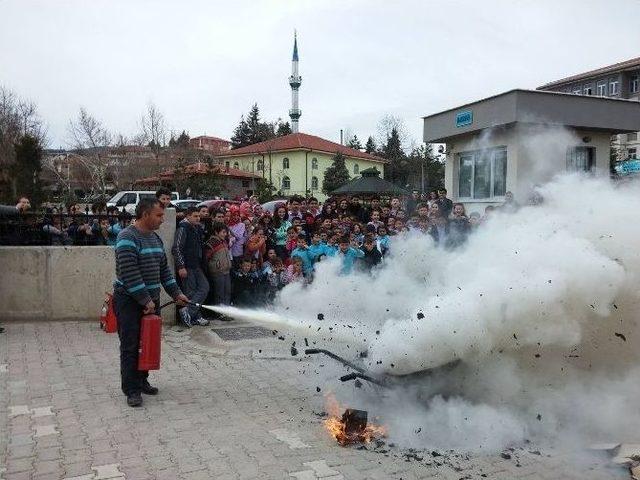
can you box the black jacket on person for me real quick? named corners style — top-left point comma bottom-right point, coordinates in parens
top-left (172, 219), bottom-right (204, 269)
top-left (361, 246), bottom-right (382, 269)
top-left (448, 217), bottom-right (470, 248)
top-left (437, 198), bottom-right (453, 218)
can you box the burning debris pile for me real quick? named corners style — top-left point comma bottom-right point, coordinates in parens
top-left (323, 395), bottom-right (385, 446)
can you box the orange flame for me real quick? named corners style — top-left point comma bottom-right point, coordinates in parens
top-left (323, 394), bottom-right (386, 446)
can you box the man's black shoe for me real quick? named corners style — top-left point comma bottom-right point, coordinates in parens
top-left (141, 382), bottom-right (159, 395)
top-left (127, 393), bottom-right (143, 407)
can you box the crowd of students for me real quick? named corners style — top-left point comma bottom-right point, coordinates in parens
top-left (164, 187), bottom-right (519, 327)
top-left (0, 187), bottom-right (520, 327)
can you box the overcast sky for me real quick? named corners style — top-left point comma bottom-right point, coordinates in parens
top-left (1, 0), bottom-right (639, 149)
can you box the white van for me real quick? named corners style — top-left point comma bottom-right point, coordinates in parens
top-left (107, 191), bottom-right (179, 214)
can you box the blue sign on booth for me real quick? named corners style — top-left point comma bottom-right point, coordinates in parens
top-left (456, 110), bottom-right (473, 128)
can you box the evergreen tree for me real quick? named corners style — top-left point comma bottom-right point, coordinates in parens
top-left (176, 130), bottom-right (190, 148)
top-left (364, 136), bottom-right (377, 154)
top-left (347, 135), bottom-right (362, 150)
top-left (231, 115), bottom-right (251, 148)
top-left (12, 134), bottom-right (43, 206)
top-left (168, 134), bottom-right (176, 148)
top-left (231, 104), bottom-right (278, 148)
top-left (322, 152), bottom-right (350, 194)
top-left (276, 121), bottom-right (292, 137)
top-left (381, 127), bottom-right (408, 186)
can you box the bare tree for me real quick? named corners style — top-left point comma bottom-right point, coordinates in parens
top-left (140, 102), bottom-right (166, 174)
top-left (68, 107), bottom-right (113, 196)
top-left (376, 114), bottom-right (411, 153)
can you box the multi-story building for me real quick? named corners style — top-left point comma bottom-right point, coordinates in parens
top-left (537, 57), bottom-right (640, 160)
top-left (189, 135), bottom-right (232, 154)
top-left (217, 132), bottom-right (387, 200)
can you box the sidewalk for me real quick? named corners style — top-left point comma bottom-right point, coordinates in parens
top-left (0, 321), bottom-right (626, 480)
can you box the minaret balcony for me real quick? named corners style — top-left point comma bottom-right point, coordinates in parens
top-left (289, 75), bottom-right (302, 88)
top-left (289, 109), bottom-right (302, 119)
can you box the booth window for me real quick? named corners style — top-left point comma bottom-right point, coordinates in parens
top-left (566, 147), bottom-right (595, 172)
top-left (282, 176), bottom-right (291, 190)
top-left (311, 176), bottom-right (318, 190)
top-left (457, 146), bottom-right (507, 200)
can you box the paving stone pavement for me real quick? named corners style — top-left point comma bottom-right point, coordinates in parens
top-left (0, 321), bottom-right (630, 480)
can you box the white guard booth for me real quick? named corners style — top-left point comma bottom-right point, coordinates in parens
top-left (423, 89), bottom-right (640, 214)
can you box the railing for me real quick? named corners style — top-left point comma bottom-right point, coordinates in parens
top-left (0, 211), bottom-right (133, 246)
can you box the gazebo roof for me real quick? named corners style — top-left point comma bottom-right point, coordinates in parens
top-left (331, 167), bottom-right (409, 195)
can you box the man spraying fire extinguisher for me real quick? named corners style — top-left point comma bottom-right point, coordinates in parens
top-left (114, 198), bottom-right (190, 407)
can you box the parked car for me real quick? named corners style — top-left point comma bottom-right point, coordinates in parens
top-left (107, 190), bottom-right (179, 214)
top-left (172, 199), bottom-right (202, 212)
top-left (261, 199), bottom-right (288, 214)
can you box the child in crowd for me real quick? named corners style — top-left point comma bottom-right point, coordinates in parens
top-left (361, 234), bottom-right (382, 270)
top-left (377, 226), bottom-right (390, 256)
top-left (285, 227), bottom-right (298, 255)
top-left (284, 256), bottom-right (305, 284)
top-left (337, 236), bottom-right (364, 275)
top-left (232, 258), bottom-right (260, 306)
top-left (291, 234), bottom-right (315, 276)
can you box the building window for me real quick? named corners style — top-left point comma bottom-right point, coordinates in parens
top-left (353, 164), bottom-right (359, 175)
top-left (225, 161), bottom-right (230, 169)
top-left (256, 159), bottom-right (263, 171)
top-left (610, 79), bottom-right (620, 96)
top-left (457, 146), bottom-right (507, 200)
top-left (312, 157), bottom-right (318, 169)
top-left (597, 81), bottom-right (607, 96)
top-left (283, 157), bottom-right (289, 169)
top-left (233, 161), bottom-right (239, 169)
top-left (311, 176), bottom-right (318, 190)
top-left (628, 148), bottom-right (637, 160)
top-left (242, 180), bottom-right (250, 187)
top-left (282, 176), bottom-right (290, 190)
top-left (566, 146), bottom-right (595, 172)
top-left (627, 132), bottom-right (638, 142)
top-left (583, 85), bottom-right (593, 95)
top-left (631, 75), bottom-right (639, 93)
top-left (572, 86), bottom-right (582, 95)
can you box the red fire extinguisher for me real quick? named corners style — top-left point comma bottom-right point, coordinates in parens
top-left (137, 300), bottom-right (178, 371)
top-left (100, 293), bottom-right (118, 333)
top-left (138, 313), bottom-right (162, 370)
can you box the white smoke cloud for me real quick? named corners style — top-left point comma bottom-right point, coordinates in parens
top-left (213, 173), bottom-right (640, 451)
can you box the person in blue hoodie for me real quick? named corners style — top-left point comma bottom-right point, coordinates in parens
top-left (337, 235), bottom-right (364, 275)
top-left (290, 234), bottom-right (315, 276)
top-left (308, 232), bottom-right (331, 262)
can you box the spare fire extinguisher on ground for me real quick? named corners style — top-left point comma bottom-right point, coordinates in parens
top-left (137, 300), bottom-right (182, 371)
top-left (100, 293), bottom-right (118, 333)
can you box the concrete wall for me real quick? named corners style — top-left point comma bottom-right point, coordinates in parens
top-left (0, 208), bottom-right (177, 325)
top-left (0, 246), bottom-right (115, 322)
